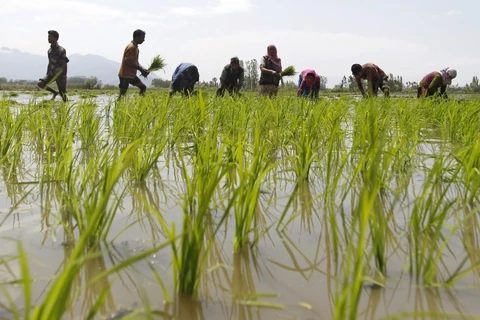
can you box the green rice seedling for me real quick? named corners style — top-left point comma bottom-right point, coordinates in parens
top-left (0, 101), bottom-right (30, 163)
top-left (38, 102), bottom-right (77, 182)
top-left (128, 136), bottom-right (168, 182)
top-left (454, 138), bottom-right (480, 202)
top-left (162, 97), bottom-right (230, 297)
top-left (290, 112), bottom-right (317, 183)
top-left (333, 180), bottom-right (372, 320)
top-left (60, 141), bottom-right (138, 246)
top-left (147, 55), bottom-right (167, 72)
top-left (77, 101), bottom-right (102, 149)
top-left (113, 95), bottom-right (167, 143)
top-left (126, 101), bottom-right (170, 182)
top-left (232, 122), bottom-right (277, 252)
top-left (407, 149), bottom-right (462, 285)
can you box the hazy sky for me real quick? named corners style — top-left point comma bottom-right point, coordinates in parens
top-left (1, 0), bottom-right (478, 87)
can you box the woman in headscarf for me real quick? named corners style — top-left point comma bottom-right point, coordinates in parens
top-left (417, 68), bottom-right (457, 98)
top-left (297, 69), bottom-right (321, 98)
top-left (258, 45), bottom-right (282, 97)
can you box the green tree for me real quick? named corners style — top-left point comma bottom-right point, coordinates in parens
top-left (83, 76), bottom-right (102, 89)
top-left (319, 76), bottom-right (328, 90)
top-left (151, 78), bottom-right (171, 88)
top-left (387, 73), bottom-right (404, 92)
top-left (468, 76), bottom-right (480, 93)
top-left (244, 59), bottom-right (259, 90)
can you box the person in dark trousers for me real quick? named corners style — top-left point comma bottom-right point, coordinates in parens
top-left (169, 63), bottom-right (199, 97)
top-left (351, 63), bottom-right (390, 98)
top-left (417, 68), bottom-right (457, 98)
top-left (37, 30), bottom-right (69, 102)
top-left (118, 29), bottom-right (150, 99)
top-left (216, 57), bottom-right (244, 97)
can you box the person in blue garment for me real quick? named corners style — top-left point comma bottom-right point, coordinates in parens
top-left (169, 63), bottom-right (200, 97)
top-left (297, 69), bottom-right (321, 98)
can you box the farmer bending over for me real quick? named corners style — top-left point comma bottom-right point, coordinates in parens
top-left (216, 57), bottom-right (244, 97)
top-left (417, 68), bottom-right (457, 99)
top-left (297, 69), bottom-right (321, 99)
top-left (169, 63), bottom-right (200, 97)
top-left (351, 63), bottom-right (390, 98)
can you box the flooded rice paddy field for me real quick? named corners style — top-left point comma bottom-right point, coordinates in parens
top-left (1, 91), bottom-right (480, 319)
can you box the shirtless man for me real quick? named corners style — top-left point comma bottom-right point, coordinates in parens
top-left (351, 63), bottom-right (390, 98)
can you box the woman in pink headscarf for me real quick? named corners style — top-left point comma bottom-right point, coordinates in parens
top-left (259, 45), bottom-right (283, 97)
top-left (417, 68), bottom-right (457, 98)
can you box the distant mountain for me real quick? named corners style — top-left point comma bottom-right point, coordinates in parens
top-left (0, 47), bottom-right (159, 85)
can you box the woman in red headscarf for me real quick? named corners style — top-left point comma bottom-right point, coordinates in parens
top-left (259, 44), bottom-right (282, 97)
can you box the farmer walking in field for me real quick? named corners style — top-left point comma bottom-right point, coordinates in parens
top-left (297, 69), bottom-right (321, 99)
top-left (118, 29), bottom-right (150, 99)
top-left (37, 30), bottom-right (69, 102)
top-left (216, 57), bottom-right (244, 97)
top-left (169, 63), bottom-right (200, 97)
top-left (417, 68), bottom-right (457, 98)
top-left (259, 45), bottom-right (282, 97)
top-left (351, 63), bottom-right (390, 98)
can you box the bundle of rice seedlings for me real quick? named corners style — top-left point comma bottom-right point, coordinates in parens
top-left (147, 55), bottom-right (167, 72)
top-left (280, 65), bottom-right (296, 77)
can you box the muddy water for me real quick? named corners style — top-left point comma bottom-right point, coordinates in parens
top-left (1, 94), bottom-right (480, 320)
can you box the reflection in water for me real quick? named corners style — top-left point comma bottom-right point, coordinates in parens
top-left (51, 242), bottom-right (116, 319)
top-left (230, 246), bottom-right (261, 320)
top-left (39, 182), bottom-right (64, 242)
top-left (130, 178), bottom-right (165, 243)
top-left (462, 211), bottom-right (480, 282)
top-left (295, 181), bottom-right (315, 233)
top-left (174, 294), bottom-right (205, 320)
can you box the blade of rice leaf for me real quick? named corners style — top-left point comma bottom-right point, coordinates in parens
top-left (45, 69), bottom-right (64, 86)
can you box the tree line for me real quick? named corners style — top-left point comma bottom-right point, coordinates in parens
top-left (1, 71), bottom-right (480, 93)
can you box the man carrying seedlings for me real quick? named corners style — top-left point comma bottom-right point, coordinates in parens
top-left (297, 69), bottom-right (321, 99)
top-left (37, 30), bottom-right (69, 102)
top-left (118, 29), bottom-right (150, 99)
top-left (169, 63), bottom-right (200, 97)
top-left (351, 63), bottom-right (390, 98)
top-left (417, 68), bottom-right (457, 98)
top-left (216, 57), bottom-right (244, 97)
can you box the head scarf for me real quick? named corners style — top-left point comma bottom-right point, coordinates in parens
top-left (301, 69), bottom-right (319, 89)
top-left (440, 68), bottom-right (453, 85)
top-left (266, 45), bottom-right (282, 72)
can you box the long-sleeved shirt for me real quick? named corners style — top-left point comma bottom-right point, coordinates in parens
top-left (172, 63), bottom-right (199, 87)
top-left (118, 41), bottom-right (144, 78)
top-left (419, 71), bottom-right (447, 95)
top-left (354, 63), bottom-right (386, 95)
top-left (47, 43), bottom-right (69, 78)
top-left (219, 64), bottom-right (244, 88)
